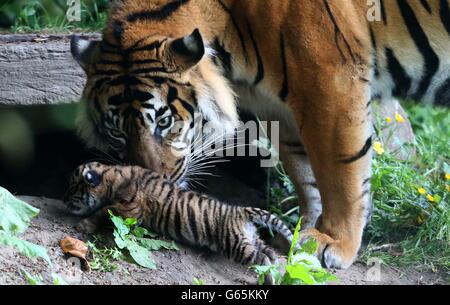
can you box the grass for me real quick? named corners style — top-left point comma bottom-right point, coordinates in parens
top-left (86, 237), bottom-right (123, 273)
top-left (364, 103), bottom-right (449, 272)
top-left (269, 103), bottom-right (449, 272)
top-left (0, 0), bottom-right (108, 32)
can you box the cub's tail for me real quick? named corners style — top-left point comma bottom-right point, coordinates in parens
top-left (245, 207), bottom-right (293, 244)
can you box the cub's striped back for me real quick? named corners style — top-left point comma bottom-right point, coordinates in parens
top-left (65, 162), bottom-right (293, 271)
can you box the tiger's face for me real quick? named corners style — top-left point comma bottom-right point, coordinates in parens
top-left (64, 163), bottom-right (110, 216)
top-left (71, 29), bottom-right (238, 185)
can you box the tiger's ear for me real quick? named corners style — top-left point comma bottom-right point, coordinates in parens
top-left (166, 29), bottom-right (205, 71)
top-left (71, 35), bottom-right (100, 71)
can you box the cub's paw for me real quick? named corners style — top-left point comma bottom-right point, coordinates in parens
top-left (76, 219), bottom-right (98, 234)
top-left (299, 228), bottom-right (357, 269)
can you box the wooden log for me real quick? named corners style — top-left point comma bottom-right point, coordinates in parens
top-left (0, 34), bottom-right (100, 105)
top-left (0, 34), bottom-right (415, 159)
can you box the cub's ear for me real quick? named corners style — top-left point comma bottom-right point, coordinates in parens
top-left (166, 29), bottom-right (205, 71)
top-left (71, 35), bottom-right (100, 71)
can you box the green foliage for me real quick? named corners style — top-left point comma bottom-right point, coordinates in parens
top-left (0, 0), bottom-right (109, 32)
top-left (51, 273), bottom-right (68, 285)
top-left (21, 269), bottom-right (68, 285)
top-left (21, 269), bottom-right (44, 285)
top-left (108, 210), bottom-right (179, 269)
top-left (252, 219), bottom-right (337, 285)
top-left (0, 187), bottom-right (39, 234)
top-left (86, 237), bottom-right (123, 273)
top-left (0, 234), bottom-right (51, 265)
top-left (365, 104), bottom-right (450, 270)
top-left (192, 277), bottom-right (205, 285)
top-left (267, 104), bottom-right (449, 272)
top-left (0, 187), bottom-right (51, 265)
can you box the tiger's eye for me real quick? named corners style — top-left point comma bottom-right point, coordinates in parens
top-left (84, 170), bottom-right (101, 187)
top-left (158, 117), bottom-right (171, 128)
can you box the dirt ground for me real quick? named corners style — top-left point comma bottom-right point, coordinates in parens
top-left (0, 196), bottom-right (446, 285)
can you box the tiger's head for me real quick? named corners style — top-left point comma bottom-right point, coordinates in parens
top-left (64, 162), bottom-right (158, 216)
top-left (71, 19), bottom-right (238, 185)
top-left (64, 163), bottom-right (112, 216)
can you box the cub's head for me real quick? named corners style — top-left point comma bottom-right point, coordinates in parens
top-left (71, 8), bottom-right (238, 185)
top-left (64, 163), bottom-right (113, 216)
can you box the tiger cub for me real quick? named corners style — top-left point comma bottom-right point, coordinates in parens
top-left (64, 162), bottom-right (293, 269)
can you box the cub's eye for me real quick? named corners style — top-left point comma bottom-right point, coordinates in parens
top-left (157, 117), bottom-right (172, 129)
top-left (84, 170), bottom-right (101, 187)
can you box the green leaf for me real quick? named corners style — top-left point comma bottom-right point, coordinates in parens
top-left (21, 269), bottom-right (43, 285)
top-left (252, 264), bottom-right (281, 285)
top-left (192, 277), bottom-right (204, 285)
top-left (290, 252), bottom-right (322, 268)
top-left (51, 273), bottom-right (68, 285)
top-left (0, 187), bottom-right (39, 234)
top-left (288, 217), bottom-right (302, 264)
top-left (108, 210), bottom-right (129, 237)
top-left (0, 233), bottom-right (52, 266)
top-left (112, 230), bottom-right (128, 250)
top-left (311, 269), bottom-right (338, 284)
top-left (126, 241), bottom-right (156, 269)
top-left (137, 238), bottom-right (179, 251)
top-left (132, 227), bottom-right (153, 238)
top-left (300, 238), bottom-right (318, 256)
top-left (125, 218), bottom-right (138, 228)
top-left (285, 264), bottom-right (315, 285)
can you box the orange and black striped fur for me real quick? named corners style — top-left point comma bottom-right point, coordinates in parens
top-left (71, 0), bottom-right (450, 269)
top-left (65, 162), bottom-right (293, 269)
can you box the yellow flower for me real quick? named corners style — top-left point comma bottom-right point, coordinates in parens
top-left (373, 141), bottom-right (385, 155)
top-left (426, 194), bottom-right (436, 202)
top-left (416, 215), bottom-right (425, 225)
top-left (385, 117), bottom-right (392, 124)
top-left (395, 113), bottom-right (405, 123)
top-left (417, 188), bottom-right (427, 195)
top-left (445, 173), bottom-right (450, 181)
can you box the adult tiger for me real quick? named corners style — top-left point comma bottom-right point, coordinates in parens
top-left (71, 0), bottom-right (450, 269)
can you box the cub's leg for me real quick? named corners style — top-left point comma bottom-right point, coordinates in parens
top-left (233, 236), bottom-right (276, 285)
top-left (290, 67), bottom-right (373, 269)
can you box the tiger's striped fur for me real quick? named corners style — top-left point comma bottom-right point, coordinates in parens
top-left (64, 162), bottom-right (293, 268)
top-left (71, 0), bottom-right (450, 270)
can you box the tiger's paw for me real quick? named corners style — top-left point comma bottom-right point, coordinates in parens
top-left (299, 228), bottom-right (357, 269)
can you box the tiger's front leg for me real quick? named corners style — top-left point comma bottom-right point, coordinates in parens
top-left (279, 137), bottom-right (322, 230)
top-left (290, 67), bottom-right (373, 269)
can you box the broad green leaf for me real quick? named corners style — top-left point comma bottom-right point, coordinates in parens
top-left (138, 238), bottom-right (179, 251)
top-left (126, 242), bottom-right (156, 269)
top-left (125, 218), bottom-right (138, 227)
top-left (132, 227), bottom-right (152, 238)
top-left (285, 264), bottom-right (315, 285)
top-left (108, 210), bottom-right (129, 237)
top-left (300, 239), bottom-right (318, 256)
top-left (0, 187), bottom-right (39, 234)
top-left (311, 270), bottom-right (338, 284)
top-left (0, 233), bottom-right (52, 266)
top-left (290, 253), bottom-right (322, 269)
top-left (112, 230), bottom-right (128, 250)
